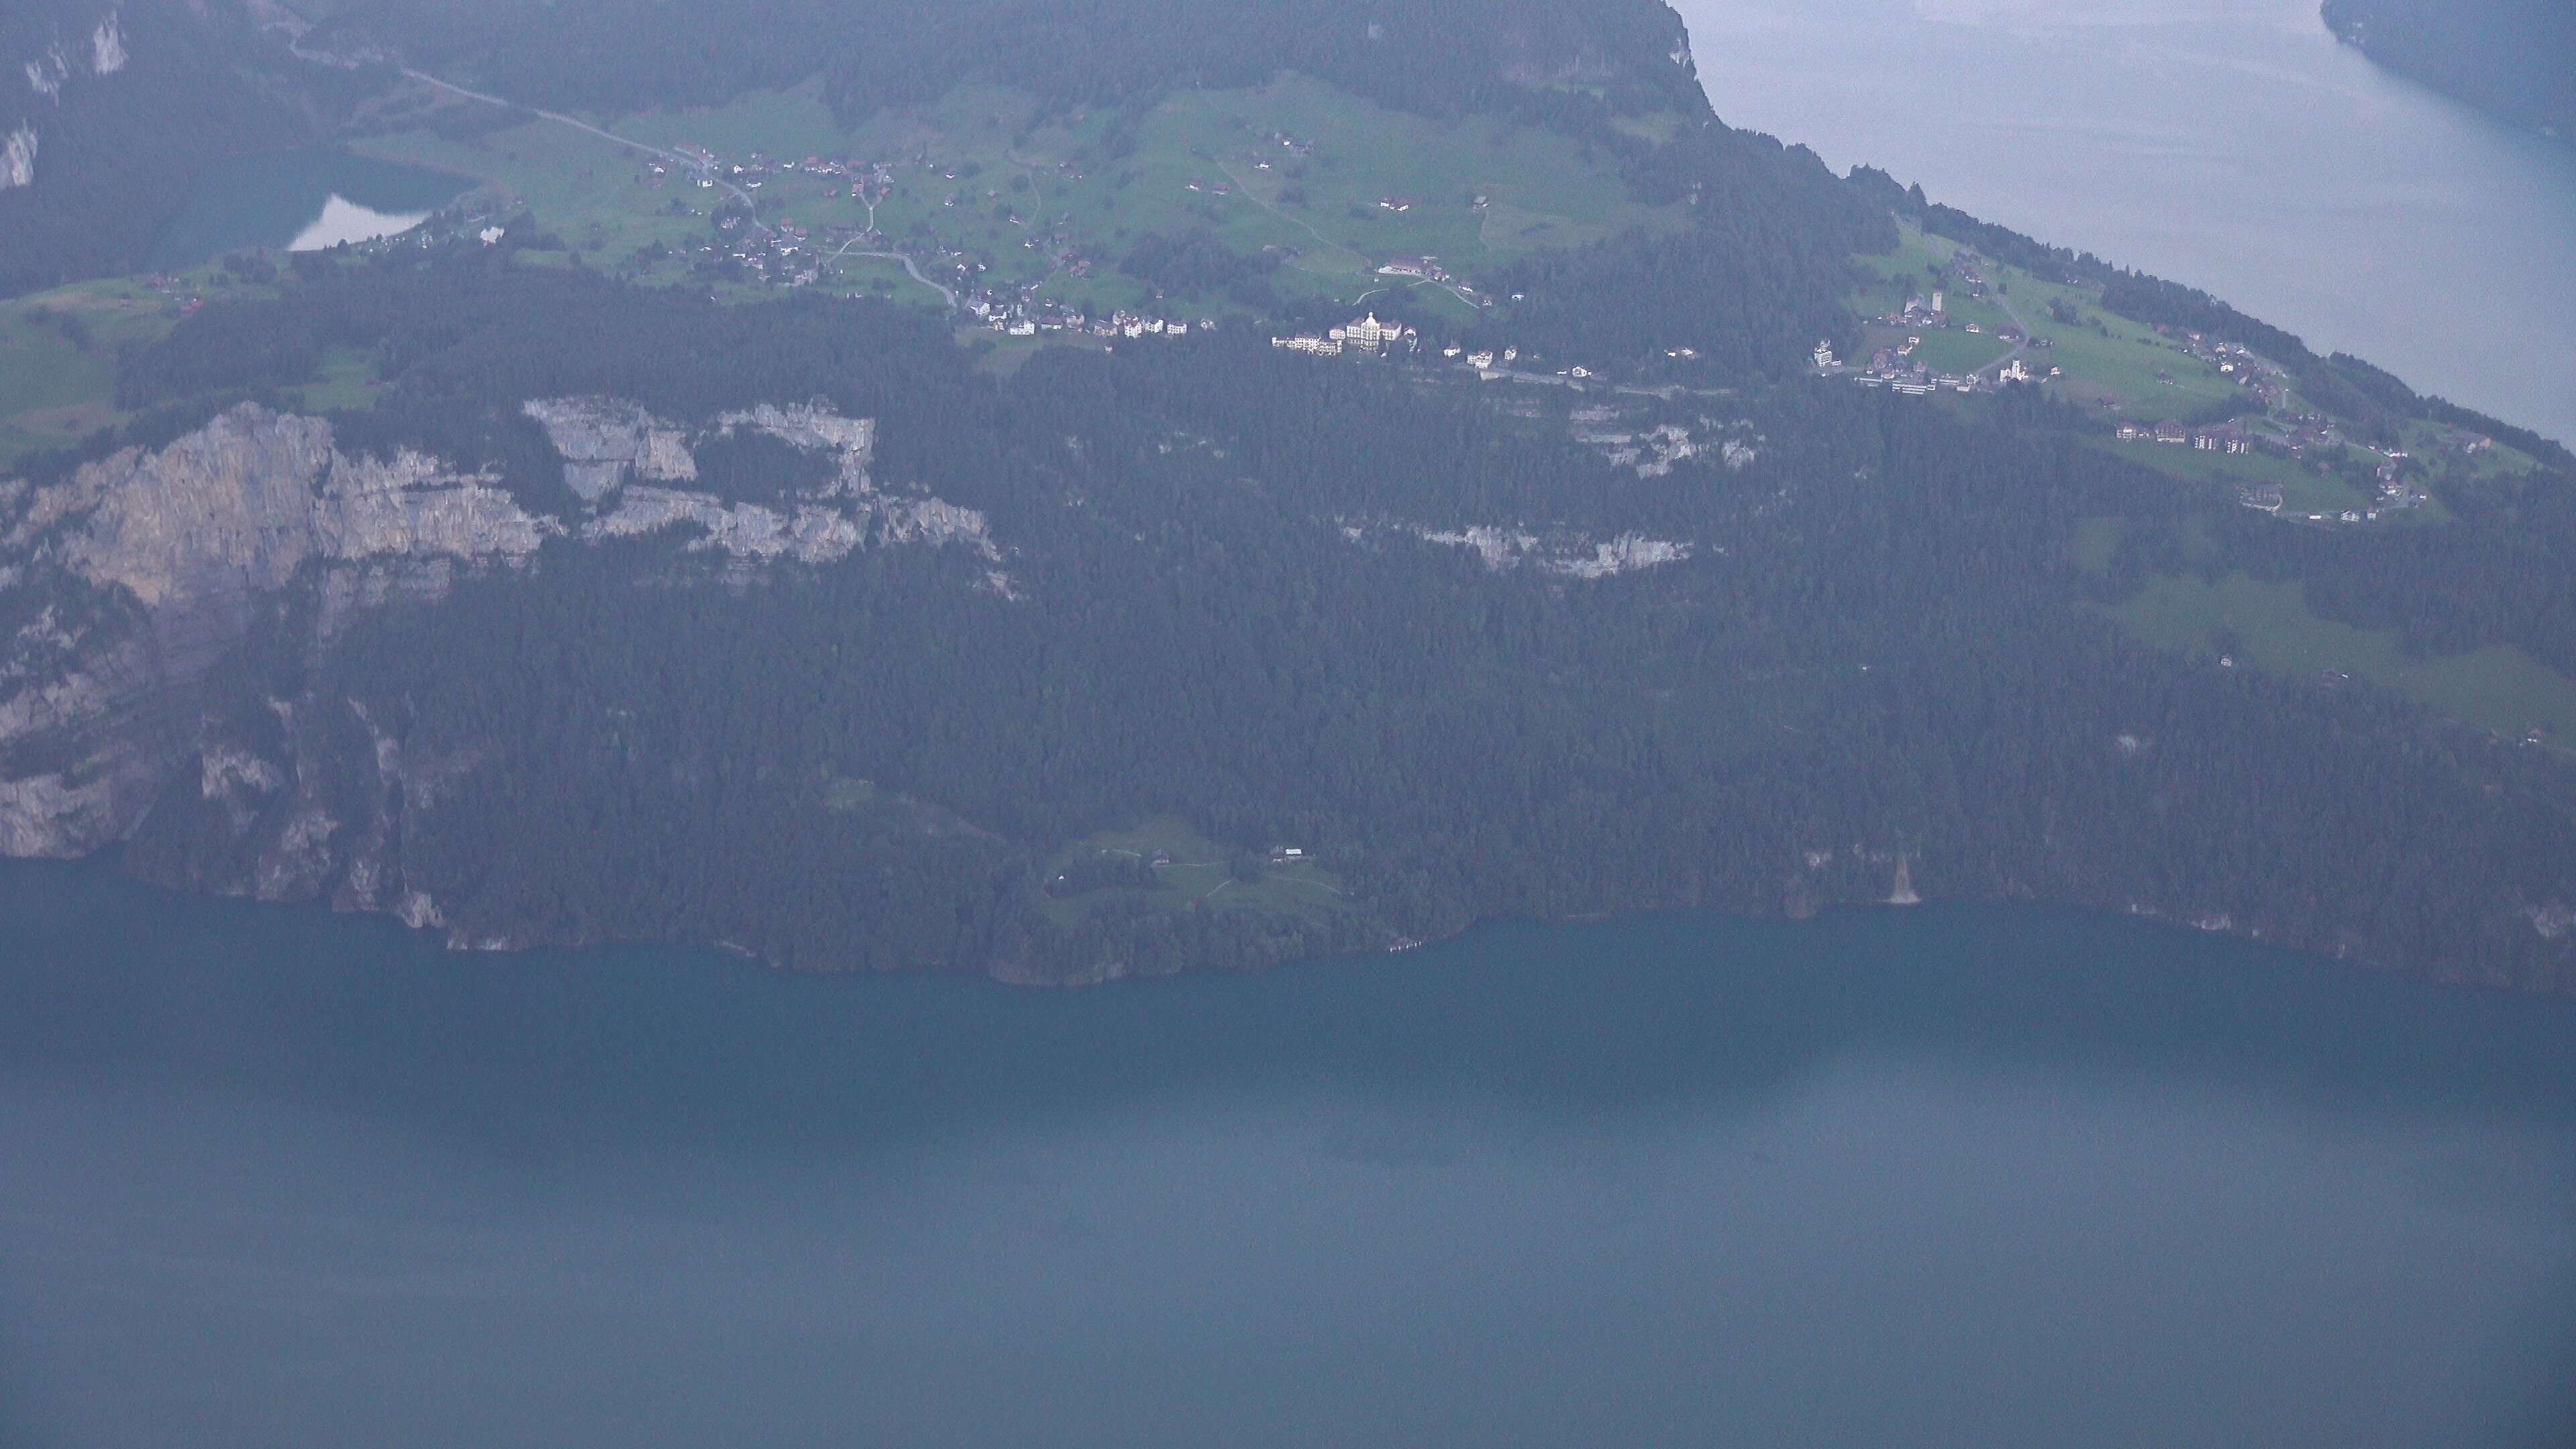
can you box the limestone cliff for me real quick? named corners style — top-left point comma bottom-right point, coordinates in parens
top-left (523, 396), bottom-right (1000, 567)
top-left (0, 397), bottom-right (1000, 925)
top-left (0, 405), bottom-right (548, 861)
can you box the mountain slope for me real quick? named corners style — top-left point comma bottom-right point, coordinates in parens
top-left (2324, 0), bottom-right (2576, 142)
top-left (0, 0), bottom-right (2570, 989)
top-left (4, 258), bottom-right (2572, 988)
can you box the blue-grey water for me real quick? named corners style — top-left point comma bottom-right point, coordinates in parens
top-left (1674, 0), bottom-right (2576, 445)
top-left (146, 149), bottom-right (468, 272)
top-left (3, 861), bottom-right (2575, 1448)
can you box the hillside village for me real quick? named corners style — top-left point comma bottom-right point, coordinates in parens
top-left (1810, 241), bottom-right (2516, 529)
top-left (356, 163), bottom-right (2515, 539)
top-left (13, 64), bottom-right (2540, 555)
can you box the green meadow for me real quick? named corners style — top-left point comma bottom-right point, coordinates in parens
top-left (2110, 572), bottom-right (2576, 741)
top-left (1040, 816), bottom-right (1354, 932)
top-left (354, 71), bottom-right (1686, 317)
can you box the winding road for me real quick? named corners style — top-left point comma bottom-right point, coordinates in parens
top-left (405, 64), bottom-right (972, 309)
top-left (1976, 285), bottom-right (2035, 383)
top-left (400, 66), bottom-right (769, 233)
top-left (820, 237), bottom-right (957, 308)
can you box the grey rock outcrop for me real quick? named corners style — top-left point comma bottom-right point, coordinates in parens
top-left (0, 405), bottom-right (551, 860)
top-left (1401, 522), bottom-right (1692, 578)
top-left (520, 396), bottom-right (698, 501)
top-left (0, 395), bottom-right (1002, 922)
top-left (526, 394), bottom-right (996, 568)
top-left (50, 405), bottom-right (551, 612)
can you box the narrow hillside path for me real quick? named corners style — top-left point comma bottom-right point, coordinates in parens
top-left (1215, 159), bottom-right (1375, 274)
top-left (398, 66), bottom-right (769, 231)
top-left (821, 237), bottom-right (957, 308)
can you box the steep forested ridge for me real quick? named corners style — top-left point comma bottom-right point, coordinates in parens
top-left (1, 0), bottom-right (2572, 989)
top-left (2324, 0), bottom-right (2576, 142)
top-left (7, 250), bottom-right (2566, 990)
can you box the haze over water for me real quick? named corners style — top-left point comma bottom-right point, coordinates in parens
top-left (5, 863), bottom-right (2576, 1447)
top-left (1674, 0), bottom-right (2576, 444)
top-left (16, 13), bottom-right (2576, 1439)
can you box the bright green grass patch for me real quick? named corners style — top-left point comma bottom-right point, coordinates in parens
top-left (1853, 221), bottom-right (1953, 297)
top-left (832, 254), bottom-right (951, 308)
top-left (295, 347), bottom-right (384, 413)
top-left (1906, 329), bottom-right (2010, 376)
top-left (2088, 437), bottom-right (2376, 516)
top-left (355, 113), bottom-right (696, 257)
top-left (1040, 815), bottom-right (1352, 931)
top-left (2397, 415), bottom-right (2548, 487)
top-left (0, 278), bottom-right (194, 465)
top-left (2005, 288), bottom-right (2238, 417)
top-left (1857, 221), bottom-right (2245, 417)
top-left (2110, 572), bottom-right (2576, 739)
top-left (358, 72), bottom-right (1682, 317)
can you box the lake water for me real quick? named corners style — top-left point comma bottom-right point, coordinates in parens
top-left (5, 861), bottom-right (2575, 1447)
top-left (146, 149), bottom-right (468, 272)
top-left (1672, 0), bottom-right (2576, 445)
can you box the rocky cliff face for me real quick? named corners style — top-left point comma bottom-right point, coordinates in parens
top-left (522, 396), bottom-right (1001, 569)
top-left (0, 405), bottom-right (548, 861)
top-left (0, 398), bottom-right (997, 932)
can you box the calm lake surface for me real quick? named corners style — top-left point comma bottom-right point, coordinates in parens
top-left (4, 861), bottom-right (2575, 1447)
top-left (1674, 0), bottom-right (2576, 445)
top-left (146, 149), bottom-right (467, 271)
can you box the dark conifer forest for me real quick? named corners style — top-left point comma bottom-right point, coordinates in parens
top-left (1, 0), bottom-right (2572, 989)
top-left (52, 246), bottom-right (2571, 989)
top-left (2323, 0), bottom-right (2576, 143)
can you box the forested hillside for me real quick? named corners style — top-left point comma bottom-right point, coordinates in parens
top-left (2324, 0), bottom-right (2576, 142)
top-left (3, 249), bottom-right (2569, 989)
top-left (0, 0), bottom-right (2571, 989)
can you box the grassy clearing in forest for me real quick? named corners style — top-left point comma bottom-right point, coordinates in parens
top-left (2109, 572), bottom-right (2576, 741)
top-left (1040, 815), bottom-right (1352, 930)
top-left (2084, 437), bottom-right (2377, 517)
top-left (0, 279), bottom-right (200, 465)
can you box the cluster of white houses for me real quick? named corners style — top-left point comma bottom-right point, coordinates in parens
top-left (967, 292), bottom-right (1213, 340)
top-left (2116, 421), bottom-right (2255, 453)
top-left (1028, 311), bottom-right (1207, 340)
